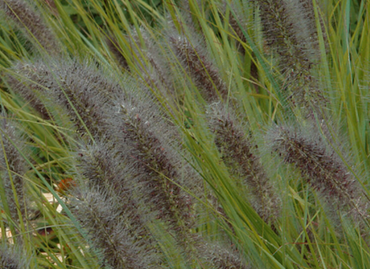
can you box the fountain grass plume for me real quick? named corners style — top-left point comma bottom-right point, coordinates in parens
top-left (166, 25), bottom-right (228, 102)
top-left (7, 58), bottom-right (125, 138)
top-left (252, 0), bottom-right (319, 73)
top-left (0, 242), bottom-right (30, 269)
top-left (75, 125), bottom-right (249, 268)
top-left (0, 117), bottom-right (28, 224)
top-left (70, 185), bottom-right (163, 269)
top-left (267, 123), bottom-right (369, 225)
top-left (6, 60), bottom-right (55, 120)
top-left (110, 93), bottom-right (196, 234)
top-left (106, 35), bottom-right (130, 71)
top-left (0, 0), bottom-right (61, 56)
top-left (298, 0), bottom-right (328, 53)
top-left (199, 242), bottom-right (251, 269)
top-left (251, 0), bottom-right (326, 109)
top-left (76, 140), bottom-right (125, 190)
top-left (75, 89), bottom-right (248, 266)
top-left (208, 103), bottom-right (281, 223)
top-left (106, 92), bottom-right (211, 264)
top-left (75, 140), bottom-right (153, 232)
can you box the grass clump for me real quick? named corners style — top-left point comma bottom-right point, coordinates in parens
top-left (0, 0), bottom-right (369, 268)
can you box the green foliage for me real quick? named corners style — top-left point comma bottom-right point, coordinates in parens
top-left (0, 0), bottom-right (370, 268)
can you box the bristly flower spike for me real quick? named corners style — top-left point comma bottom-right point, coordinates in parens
top-left (268, 124), bottom-right (369, 224)
top-left (110, 93), bottom-right (196, 234)
top-left (7, 58), bottom-right (125, 139)
top-left (208, 104), bottom-right (281, 223)
top-left (167, 27), bottom-right (228, 102)
top-left (75, 140), bottom-right (152, 232)
top-left (251, 0), bottom-right (326, 110)
top-left (0, 0), bottom-right (61, 55)
top-left (199, 242), bottom-right (251, 269)
top-left (6, 61), bottom-right (53, 120)
top-left (0, 116), bottom-right (28, 225)
top-left (75, 134), bottom-right (250, 268)
top-left (70, 185), bottom-right (163, 268)
top-left (0, 243), bottom-right (30, 269)
top-left (106, 35), bottom-right (130, 71)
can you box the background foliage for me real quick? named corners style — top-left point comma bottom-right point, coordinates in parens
top-left (0, 0), bottom-right (370, 268)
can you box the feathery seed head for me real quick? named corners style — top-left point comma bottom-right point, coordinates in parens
top-left (0, 0), bottom-right (61, 55)
top-left (208, 104), bottom-right (281, 222)
top-left (252, 0), bottom-right (326, 109)
top-left (167, 27), bottom-right (228, 102)
top-left (76, 141), bottom-right (124, 190)
top-left (70, 185), bottom-right (162, 268)
top-left (0, 118), bottom-right (28, 223)
top-left (8, 58), bottom-right (125, 138)
top-left (268, 124), bottom-right (369, 223)
top-left (110, 94), bottom-right (197, 233)
top-left (6, 60), bottom-right (57, 120)
top-left (200, 242), bottom-right (251, 269)
top-left (0, 243), bottom-right (30, 269)
top-left (74, 139), bottom-right (159, 240)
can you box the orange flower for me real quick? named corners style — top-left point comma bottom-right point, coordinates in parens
top-left (57, 178), bottom-right (76, 194)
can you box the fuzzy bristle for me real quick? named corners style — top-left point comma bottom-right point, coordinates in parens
top-left (0, 118), bottom-right (28, 224)
top-left (209, 104), bottom-right (281, 223)
top-left (75, 140), bottom-right (151, 231)
top-left (111, 96), bottom-right (195, 232)
top-left (0, 0), bottom-right (61, 55)
top-left (0, 243), bottom-right (30, 269)
top-left (70, 185), bottom-right (162, 268)
top-left (106, 35), bottom-right (130, 70)
top-left (252, 0), bottom-right (326, 109)
top-left (167, 30), bottom-right (227, 102)
top-left (7, 58), bottom-right (125, 138)
top-left (268, 124), bottom-right (369, 224)
top-left (200, 242), bottom-right (251, 269)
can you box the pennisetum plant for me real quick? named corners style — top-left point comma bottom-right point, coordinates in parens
top-left (74, 139), bottom-right (155, 237)
top-left (1, 0), bottom-right (370, 268)
top-left (0, 0), bottom-right (61, 56)
top-left (109, 92), bottom-right (201, 257)
top-left (0, 115), bottom-right (29, 236)
top-left (267, 123), bottom-right (370, 227)
top-left (6, 58), bottom-right (125, 139)
top-left (208, 103), bottom-right (281, 223)
top-left (250, 0), bottom-right (326, 111)
top-left (73, 137), bottom-right (249, 268)
top-left (166, 23), bottom-right (229, 103)
top-left (0, 242), bottom-right (30, 268)
top-left (69, 184), bottom-right (163, 268)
